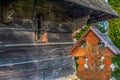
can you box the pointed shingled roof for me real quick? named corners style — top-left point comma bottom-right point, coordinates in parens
top-left (66, 0), bottom-right (118, 16)
top-left (2, 0), bottom-right (119, 23)
top-left (68, 26), bottom-right (120, 55)
top-left (64, 0), bottom-right (119, 23)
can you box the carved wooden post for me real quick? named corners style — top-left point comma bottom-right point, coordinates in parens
top-left (77, 57), bottom-right (85, 71)
top-left (103, 56), bottom-right (111, 71)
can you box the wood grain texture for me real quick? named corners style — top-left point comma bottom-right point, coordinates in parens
top-left (68, 27), bottom-right (119, 79)
top-left (0, 22), bottom-right (75, 79)
top-left (0, 44), bottom-right (75, 80)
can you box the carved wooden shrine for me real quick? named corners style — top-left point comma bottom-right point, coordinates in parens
top-left (0, 0), bottom-right (119, 79)
top-left (68, 26), bottom-right (120, 80)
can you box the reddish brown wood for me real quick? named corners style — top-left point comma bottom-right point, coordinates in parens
top-left (77, 71), bottom-right (111, 80)
top-left (72, 48), bottom-right (85, 56)
top-left (101, 47), bottom-right (114, 56)
top-left (86, 31), bottom-right (99, 45)
top-left (41, 32), bottom-right (48, 42)
top-left (77, 57), bottom-right (85, 71)
top-left (68, 28), bottom-right (116, 79)
top-left (67, 28), bottom-right (91, 54)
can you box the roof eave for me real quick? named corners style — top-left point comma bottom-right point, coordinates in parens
top-left (90, 27), bottom-right (120, 55)
top-left (68, 26), bottom-right (120, 55)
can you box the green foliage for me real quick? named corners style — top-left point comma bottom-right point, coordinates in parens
top-left (74, 57), bottom-right (79, 70)
top-left (108, 0), bottom-right (120, 14)
top-left (108, 1), bottom-right (120, 79)
top-left (74, 25), bottom-right (90, 40)
top-left (108, 19), bottom-right (120, 49)
top-left (112, 55), bottom-right (120, 78)
top-left (108, 0), bottom-right (120, 49)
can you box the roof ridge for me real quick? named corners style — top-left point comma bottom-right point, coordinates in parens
top-left (68, 26), bottom-right (120, 55)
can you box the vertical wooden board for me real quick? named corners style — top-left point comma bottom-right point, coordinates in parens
top-left (41, 32), bottom-right (48, 42)
top-left (86, 44), bottom-right (100, 55)
top-left (77, 57), bottom-right (85, 71)
top-left (0, 4), bottom-right (2, 22)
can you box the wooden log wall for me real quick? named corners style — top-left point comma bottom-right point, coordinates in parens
top-left (0, 20), bottom-right (75, 79)
top-left (0, 44), bottom-right (74, 80)
top-left (0, 0), bottom-right (89, 32)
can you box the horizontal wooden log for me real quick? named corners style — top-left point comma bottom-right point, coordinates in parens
top-left (0, 44), bottom-right (75, 79)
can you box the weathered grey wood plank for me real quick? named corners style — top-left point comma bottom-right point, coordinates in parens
top-left (0, 44), bottom-right (75, 79)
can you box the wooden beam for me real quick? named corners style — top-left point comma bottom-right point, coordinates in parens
top-left (0, 55), bottom-right (71, 67)
top-left (1, 3), bottom-right (4, 23)
top-left (3, 42), bottom-right (73, 47)
top-left (32, 0), bottom-right (37, 20)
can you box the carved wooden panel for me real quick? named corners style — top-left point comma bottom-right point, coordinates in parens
top-left (77, 57), bottom-right (85, 71)
top-left (75, 31), bottom-right (113, 80)
top-left (41, 32), bottom-right (48, 42)
top-left (77, 71), bottom-right (111, 80)
top-left (100, 47), bottom-right (114, 56)
top-left (103, 56), bottom-right (111, 71)
top-left (86, 31), bottom-right (99, 45)
top-left (72, 48), bottom-right (85, 56)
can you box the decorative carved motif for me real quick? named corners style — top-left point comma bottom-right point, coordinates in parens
top-left (68, 27), bottom-right (119, 79)
top-left (77, 57), bottom-right (85, 71)
top-left (74, 31), bottom-right (113, 79)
